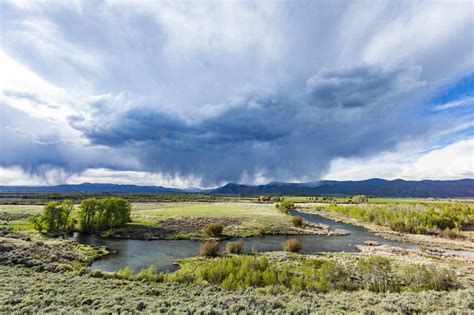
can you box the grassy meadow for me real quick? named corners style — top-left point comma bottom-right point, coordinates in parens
top-left (0, 201), bottom-right (293, 239)
top-left (1, 195), bottom-right (473, 313)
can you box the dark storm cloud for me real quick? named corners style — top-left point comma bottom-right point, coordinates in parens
top-left (66, 64), bottom-right (431, 185)
top-left (306, 65), bottom-right (417, 108)
top-left (71, 92), bottom-right (293, 150)
top-left (71, 108), bottom-right (198, 147)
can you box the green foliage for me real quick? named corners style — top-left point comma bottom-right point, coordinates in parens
top-left (399, 264), bottom-right (458, 292)
top-left (357, 257), bottom-right (459, 293)
top-left (78, 197), bottom-right (131, 232)
top-left (359, 256), bottom-right (394, 293)
top-left (226, 240), bottom-right (244, 254)
top-left (135, 265), bottom-right (164, 282)
top-left (198, 256), bottom-right (273, 290)
top-left (283, 238), bottom-right (301, 252)
top-left (203, 223), bottom-right (224, 237)
top-left (325, 202), bottom-right (472, 238)
top-left (258, 196), bottom-right (281, 203)
top-left (174, 254), bottom-right (458, 294)
top-left (78, 198), bottom-right (98, 232)
top-left (276, 200), bottom-right (294, 214)
top-left (291, 216), bottom-right (304, 227)
top-left (30, 200), bottom-right (74, 233)
top-left (350, 195), bottom-right (368, 204)
top-left (315, 260), bottom-right (353, 291)
top-left (200, 240), bottom-right (220, 257)
top-left (3, 264), bottom-right (470, 313)
top-left (115, 266), bottom-right (134, 279)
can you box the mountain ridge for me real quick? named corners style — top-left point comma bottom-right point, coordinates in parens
top-left (0, 178), bottom-right (473, 197)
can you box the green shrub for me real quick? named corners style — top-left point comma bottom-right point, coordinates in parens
top-left (115, 267), bottom-right (134, 279)
top-left (226, 240), bottom-right (244, 254)
top-left (90, 269), bottom-right (106, 278)
top-left (390, 220), bottom-right (411, 233)
top-left (351, 195), bottom-right (368, 204)
top-left (399, 264), bottom-right (457, 292)
top-left (283, 238), bottom-right (301, 252)
top-left (291, 216), bottom-right (304, 227)
top-left (170, 255), bottom-right (458, 294)
top-left (277, 200), bottom-right (294, 214)
top-left (198, 256), bottom-right (273, 290)
top-left (135, 265), bottom-right (163, 282)
top-left (325, 202), bottom-right (473, 237)
top-left (358, 257), bottom-right (394, 293)
top-left (258, 228), bottom-right (266, 236)
top-left (203, 223), bottom-right (224, 237)
top-left (315, 260), bottom-right (353, 291)
top-left (439, 228), bottom-right (463, 239)
top-left (200, 240), bottom-right (220, 257)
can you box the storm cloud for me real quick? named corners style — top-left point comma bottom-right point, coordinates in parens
top-left (65, 64), bottom-right (434, 185)
top-left (0, 0), bottom-right (473, 186)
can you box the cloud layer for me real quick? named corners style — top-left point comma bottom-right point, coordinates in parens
top-left (1, 0), bottom-right (473, 186)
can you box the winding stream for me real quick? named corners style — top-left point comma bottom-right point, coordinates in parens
top-left (70, 210), bottom-right (419, 272)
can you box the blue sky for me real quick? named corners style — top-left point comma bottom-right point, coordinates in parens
top-left (0, 0), bottom-right (473, 187)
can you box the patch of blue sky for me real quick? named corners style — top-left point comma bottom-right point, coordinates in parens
top-left (430, 73), bottom-right (474, 109)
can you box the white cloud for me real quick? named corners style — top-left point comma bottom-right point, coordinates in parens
top-left (0, 166), bottom-right (204, 188)
top-left (67, 168), bottom-right (204, 188)
top-left (433, 96), bottom-right (474, 111)
top-left (399, 139), bottom-right (474, 180)
top-left (361, 1), bottom-right (471, 65)
top-left (325, 138), bottom-right (474, 181)
top-left (0, 166), bottom-right (69, 186)
top-left (118, 1), bottom-right (283, 63)
top-left (0, 51), bottom-right (76, 122)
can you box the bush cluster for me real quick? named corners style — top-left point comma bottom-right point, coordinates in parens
top-left (358, 256), bottom-right (458, 293)
top-left (350, 195), bottom-right (369, 204)
top-left (275, 200), bottom-right (294, 214)
top-left (257, 196), bottom-right (281, 203)
top-left (283, 238), bottom-right (301, 252)
top-left (291, 216), bottom-right (304, 227)
top-left (203, 223), bottom-right (224, 237)
top-left (91, 265), bottom-right (165, 282)
top-left (325, 203), bottom-right (472, 238)
top-left (170, 255), bottom-right (457, 294)
top-left (200, 240), bottom-right (220, 257)
top-left (226, 240), bottom-right (244, 254)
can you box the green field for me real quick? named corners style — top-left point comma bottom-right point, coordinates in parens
top-left (0, 204), bottom-right (43, 232)
top-left (129, 202), bottom-right (292, 238)
top-left (132, 202), bottom-right (279, 218)
top-left (0, 202), bottom-right (293, 239)
top-left (283, 196), bottom-right (474, 205)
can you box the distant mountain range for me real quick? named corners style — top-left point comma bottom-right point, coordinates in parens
top-left (0, 179), bottom-right (473, 198)
top-left (0, 182), bottom-right (182, 194)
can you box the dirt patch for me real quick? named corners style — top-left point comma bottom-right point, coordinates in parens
top-left (107, 217), bottom-right (243, 240)
top-left (289, 222), bottom-right (349, 236)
